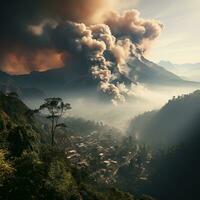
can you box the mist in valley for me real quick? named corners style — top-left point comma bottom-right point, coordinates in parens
top-left (24, 84), bottom-right (199, 131)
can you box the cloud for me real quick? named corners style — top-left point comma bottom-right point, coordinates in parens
top-left (46, 0), bottom-right (114, 24)
top-left (0, 1), bottom-right (163, 103)
top-left (0, 1), bottom-right (162, 74)
top-left (50, 21), bottom-right (139, 103)
top-left (1, 49), bottom-right (64, 74)
top-left (0, 0), bottom-right (114, 73)
top-left (105, 9), bottom-right (163, 51)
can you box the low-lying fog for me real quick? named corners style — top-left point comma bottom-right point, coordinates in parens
top-left (24, 85), bottom-right (200, 131)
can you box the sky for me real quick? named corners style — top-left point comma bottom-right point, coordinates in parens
top-left (0, 0), bottom-right (162, 75)
top-left (0, 0), bottom-right (199, 76)
top-left (133, 0), bottom-right (200, 64)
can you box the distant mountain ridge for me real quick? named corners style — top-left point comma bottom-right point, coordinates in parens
top-left (158, 60), bottom-right (200, 81)
top-left (0, 57), bottom-right (200, 99)
top-left (159, 60), bottom-right (200, 69)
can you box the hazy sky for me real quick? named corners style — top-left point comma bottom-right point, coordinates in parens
top-left (125, 0), bottom-right (200, 64)
top-left (0, 0), bottom-right (199, 75)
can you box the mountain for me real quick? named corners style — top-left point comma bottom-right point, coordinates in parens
top-left (159, 60), bottom-right (200, 70)
top-left (159, 60), bottom-right (200, 81)
top-left (0, 71), bottom-right (46, 99)
top-left (127, 90), bottom-right (200, 147)
top-left (0, 57), bottom-right (199, 99)
top-left (129, 57), bottom-right (180, 83)
top-left (128, 57), bottom-right (199, 86)
top-left (0, 92), bottom-right (31, 125)
top-left (158, 60), bottom-right (175, 71)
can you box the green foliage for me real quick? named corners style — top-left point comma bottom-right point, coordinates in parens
top-left (0, 92), bottom-right (31, 124)
top-left (116, 144), bottom-right (151, 195)
top-left (7, 125), bottom-right (39, 157)
top-left (0, 95), bottom-right (157, 200)
top-left (44, 159), bottom-right (78, 200)
top-left (128, 90), bottom-right (200, 148)
top-left (0, 149), bottom-right (14, 185)
top-left (4, 151), bottom-right (44, 200)
top-left (36, 97), bottom-right (71, 147)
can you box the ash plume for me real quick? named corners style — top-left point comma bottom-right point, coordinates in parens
top-left (0, 1), bottom-right (163, 103)
top-left (51, 21), bottom-right (139, 103)
top-left (105, 9), bottom-right (163, 52)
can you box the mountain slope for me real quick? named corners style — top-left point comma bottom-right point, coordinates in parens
top-left (0, 71), bottom-right (46, 99)
top-left (147, 117), bottom-right (200, 200)
top-left (0, 92), bottom-right (31, 124)
top-left (127, 90), bottom-right (200, 146)
top-left (128, 57), bottom-right (199, 86)
top-left (0, 93), bottom-right (155, 200)
top-left (0, 57), bottom-right (199, 99)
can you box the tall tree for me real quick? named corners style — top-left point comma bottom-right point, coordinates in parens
top-left (38, 98), bottom-right (71, 146)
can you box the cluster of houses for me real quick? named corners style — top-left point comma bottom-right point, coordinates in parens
top-left (64, 130), bottom-right (151, 184)
top-left (65, 131), bottom-right (125, 183)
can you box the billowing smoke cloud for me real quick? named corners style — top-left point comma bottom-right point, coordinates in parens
top-left (46, 0), bottom-right (115, 24)
top-left (50, 21), bottom-right (139, 103)
top-left (105, 9), bottom-right (163, 52)
top-left (0, 0), bottom-right (115, 74)
top-left (48, 19), bottom-right (162, 103)
top-left (0, 0), bottom-right (163, 103)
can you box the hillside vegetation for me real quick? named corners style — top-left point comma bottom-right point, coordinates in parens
top-left (128, 90), bottom-right (200, 147)
top-left (1, 91), bottom-right (200, 200)
top-left (0, 92), bottom-right (154, 200)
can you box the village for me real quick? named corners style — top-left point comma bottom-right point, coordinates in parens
top-left (64, 130), bottom-right (152, 185)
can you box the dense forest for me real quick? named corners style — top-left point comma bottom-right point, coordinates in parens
top-left (1, 91), bottom-right (200, 200)
top-left (0, 92), bottom-right (155, 200)
top-left (128, 90), bottom-right (200, 147)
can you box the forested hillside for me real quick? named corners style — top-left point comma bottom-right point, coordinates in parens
top-left (0, 92), bottom-right (155, 200)
top-left (1, 91), bottom-right (200, 200)
top-left (128, 90), bottom-right (200, 147)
